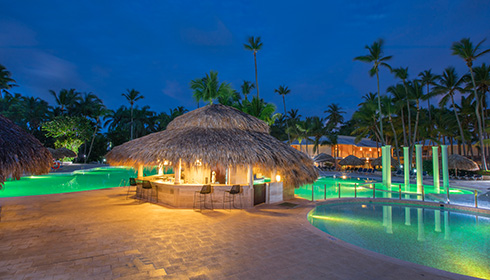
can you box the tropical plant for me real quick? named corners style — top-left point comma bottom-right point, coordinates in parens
top-left (324, 103), bottom-right (345, 130)
top-left (452, 38), bottom-right (490, 169)
top-left (418, 69), bottom-right (439, 125)
top-left (354, 39), bottom-right (392, 144)
top-left (433, 67), bottom-right (467, 155)
top-left (275, 85), bottom-right (291, 142)
top-left (0, 64), bottom-right (17, 98)
top-left (49, 88), bottom-right (81, 115)
top-left (121, 88), bottom-right (144, 140)
top-left (190, 71), bottom-right (233, 105)
top-left (42, 116), bottom-right (92, 156)
top-left (240, 80), bottom-right (255, 101)
top-left (244, 36), bottom-right (263, 109)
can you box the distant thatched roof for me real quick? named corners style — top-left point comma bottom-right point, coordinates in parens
top-left (371, 156), bottom-right (400, 167)
top-left (48, 147), bottom-right (76, 159)
top-left (313, 153), bottom-right (334, 163)
top-left (106, 104), bottom-right (317, 187)
top-left (338, 155), bottom-right (364, 166)
top-left (448, 154), bottom-right (479, 171)
top-left (0, 115), bottom-right (52, 185)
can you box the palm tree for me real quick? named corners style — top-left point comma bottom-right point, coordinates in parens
top-left (275, 85), bottom-right (292, 143)
top-left (86, 101), bottom-right (108, 163)
top-left (354, 39), bottom-right (392, 145)
top-left (452, 38), bottom-right (490, 169)
top-left (433, 67), bottom-right (467, 155)
top-left (418, 70), bottom-right (439, 127)
top-left (387, 84), bottom-right (408, 148)
top-left (393, 67), bottom-right (412, 149)
top-left (381, 96), bottom-right (400, 163)
top-left (471, 63), bottom-right (490, 158)
top-left (324, 103), bottom-right (345, 130)
top-left (0, 64), bottom-right (17, 98)
top-left (190, 71), bottom-right (233, 105)
top-left (121, 89), bottom-right (144, 140)
top-left (241, 80), bottom-right (255, 101)
top-left (244, 36), bottom-right (263, 110)
top-left (309, 116), bottom-right (328, 155)
top-left (49, 88), bottom-right (81, 115)
top-left (408, 80), bottom-right (424, 148)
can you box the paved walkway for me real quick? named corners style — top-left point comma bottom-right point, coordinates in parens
top-left (0, 188), bottom-right (472, 280)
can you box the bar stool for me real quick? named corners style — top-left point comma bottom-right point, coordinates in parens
top-left (127, 177), bottom-right (138, 199)
top-left (223, 185), bottom-right (242, 210)
top-left (193, 185), bottom-right (213, 211)
top-left (141, 180), bottom-right (157, 203)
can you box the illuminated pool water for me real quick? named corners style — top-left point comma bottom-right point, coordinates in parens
top-left (308, 202), bottom-right (490, 279)
top-left (0, 167), bottom-right (158, 198)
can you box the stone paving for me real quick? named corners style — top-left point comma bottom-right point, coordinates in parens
top-left (0, 188), bottom-right (472, 280)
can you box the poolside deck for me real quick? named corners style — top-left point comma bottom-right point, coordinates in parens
top-left (0, 188), bottom-right (471, 279)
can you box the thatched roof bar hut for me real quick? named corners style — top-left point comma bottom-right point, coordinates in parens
top-left (106, 104), bottom-right (318, 208)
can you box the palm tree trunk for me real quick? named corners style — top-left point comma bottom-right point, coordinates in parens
top-left (404, 81), bottom-right (413, 166)
top-left (390, 116), bottom-right (401, 164)
top-left (253, 52), bottom-right (260, 112)
top-left (375, 70), bottom-right (385, 145)
top-left (86, 122), bottom-right (98, 163)
top-left (130, 104), bottom-right (134, 140)
top-left (411, 100), bottom-right (421, 150)
top-left (468, 67), bottom-right (487, 170)
top-left (283, 95), bottom-right (291, 143)
top-left (400, 107), bottom-right (407, 147)
top-left (450, 95), bottom-right (466, 155)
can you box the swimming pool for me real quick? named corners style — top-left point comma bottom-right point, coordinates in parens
top-left (0, 167), bottom-right (158, 198)
top-left (295, 176), bottom-right (487, 209)
top-left (308, 202), bottom-right (490, 279)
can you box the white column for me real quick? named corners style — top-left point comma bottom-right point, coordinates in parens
top-left (158, 164), bottom-right (164, 175)
top-left (415, 144), bottom-right (423, 193)
top-left (138, 165), bottom-right (144, 178)
top-left (175, 159), bottom-right (181, 184)
top-left (432, 146), bottom-right (440, 193)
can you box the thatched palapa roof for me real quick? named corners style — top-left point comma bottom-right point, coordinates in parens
top-left (370, 156), bottom-right (400, 168)
top-left (338, 155), bottom-right (364, 166)
top-left (313, 153), bottom-right (334, 163)
top-left (0, 115), bottom-right (52, 185)
top-left (48, 147), bottom-right (77, 159)
top-left (448, 154), bottom-right (479, 171)
top-left (106, 104), bottom-right (318, 187)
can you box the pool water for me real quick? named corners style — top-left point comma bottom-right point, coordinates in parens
top-left (0, 167), bottom-right (159, 198)
top-left (309, 202), bottom-right (490, 279)
top-left (295, 176), bottom-right (478, 206)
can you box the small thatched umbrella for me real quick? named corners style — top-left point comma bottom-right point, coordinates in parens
top-left (56, 147), bottom-right (76, 158)
top-left (106, 104), bottom-right (318, 187)
top-left (313, 153), bottom-right (334, 163)
top-left (448, 154), bottom-right (479, 176)
top-left (338, 155), bottom-right (364, 166)
top-left (0, 115), bottom-right (52, 185)
top-left (370, 156), bottom-right (400, 168)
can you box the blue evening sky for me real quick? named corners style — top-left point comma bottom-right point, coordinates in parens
top-left (1, 1), bottom-right (489, 119)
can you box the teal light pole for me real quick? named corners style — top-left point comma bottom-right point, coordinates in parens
top-left (403, 147), bottom-right (409, 191)
top-left (415, 144), bottom-right (423, 194)
top-left (432, 146), bottom-right (440, 193)
top-left (441, 145), bottom-right (449, 203)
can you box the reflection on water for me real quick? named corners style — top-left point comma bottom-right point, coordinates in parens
top-left (309, 203), bottom-right (490, 279)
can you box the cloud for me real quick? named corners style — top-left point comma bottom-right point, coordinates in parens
top-left (180, 19), bottom-right (233, 46)
top-left (161, 80), bottom-right (185, 99)
top-left (0, 18), bottom-right (38, 47)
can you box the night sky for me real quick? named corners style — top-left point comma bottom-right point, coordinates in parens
top-left (1, 1), bottom-right (489, 119)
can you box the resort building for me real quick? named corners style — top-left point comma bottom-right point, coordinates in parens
top-left (290, 135), bottom-right (382, 165)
